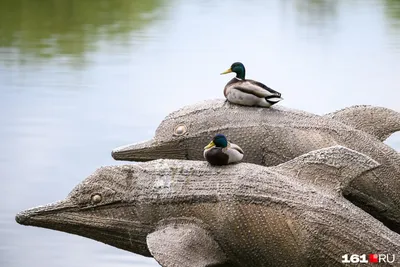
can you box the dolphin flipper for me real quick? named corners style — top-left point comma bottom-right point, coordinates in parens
top-left (324, 105), bottom-right (400, 141)
top-left (271, 146), bottom-right (380, 195)
top-left (147, 222), bottom-right (230, 267)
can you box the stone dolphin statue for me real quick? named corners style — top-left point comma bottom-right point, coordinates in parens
top-left (111, 99), bottom-right (400, 234)
top-left (324, 105), bottom-right (400, 142)
top-left (16, 146), bottom-right (400, 267)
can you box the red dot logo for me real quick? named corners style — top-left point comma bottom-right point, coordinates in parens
top-left (369, 254), bottom-right (378, 263)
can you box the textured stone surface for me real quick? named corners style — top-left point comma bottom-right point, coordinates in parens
top-left (324, 105), bottom-right (400, 141)
top-left (111, 99), bottom-right (400, 233)
top-left (16, 147), bottom-right (400, 266)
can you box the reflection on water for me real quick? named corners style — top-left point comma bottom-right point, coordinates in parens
top-left (0, 0), bottom-right (166, 65)
top-left (294, 0), bottom-right (338, 26)
top-left (1, 0), bottom-right (399, 267)
top-left (385, 0), bottom-right (400, 26)
top-left (384, 0), bottom-right (400, 46)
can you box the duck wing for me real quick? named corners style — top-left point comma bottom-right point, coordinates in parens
top-left (233, 80), bottom-right (281, 98)
top-left (248, 79), bottom-right (282, 96)
top-left (229, 143), bottom-right (244, 155)
top-left (205, 148), bottom-right (229, 166)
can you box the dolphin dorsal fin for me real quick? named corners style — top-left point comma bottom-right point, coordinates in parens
top-left (324, 105), bottom-right (400, 141)
top-left (271, 146), bottom-right (380, 194)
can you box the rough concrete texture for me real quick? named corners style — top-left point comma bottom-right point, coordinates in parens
top-left (16, 147), bottom-right (400, 267)
top-left (324, 105), bottom-right (400, 141)
top-left (111, 99), bottom-right (400, 234)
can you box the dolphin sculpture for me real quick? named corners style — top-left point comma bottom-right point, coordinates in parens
top-left (324, 105), bottom-right (400, 141)
top-left (16, 146), bottom-right (400, 267)
top-left (111, 100), bottom-right (400, 234)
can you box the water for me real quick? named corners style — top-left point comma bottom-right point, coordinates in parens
top-left (1, 0), bottom-right (399, 266)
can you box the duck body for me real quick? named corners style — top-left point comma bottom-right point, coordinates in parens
top-left (224, 77), bottom-right (283, 107)
top-left (221, 62), bottom-right (283, 108)
top-left (203, 134), bottom-right (244, 166)
top-left (204, 147), bottom-right (229, 166)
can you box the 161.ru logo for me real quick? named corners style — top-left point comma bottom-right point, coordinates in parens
top-left (342, 254), bottom-right (395, 264)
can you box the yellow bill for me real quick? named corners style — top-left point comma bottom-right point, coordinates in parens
top-left (220, 68), bottom-right (232, 75)
top-left (204, 141), bottom-right (215, 149)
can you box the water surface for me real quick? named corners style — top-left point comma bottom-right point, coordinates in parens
top-left (1, 0), bottom-right (399, 266)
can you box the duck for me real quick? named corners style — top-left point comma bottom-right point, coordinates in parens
top-left (203, 134), bottom-right (244, 166)
top-left (221, 62), bottom-right (283, 107)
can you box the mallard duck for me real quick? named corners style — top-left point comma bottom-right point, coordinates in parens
top-left (221, 62), bottom-right (283, 107)
top-left (203, 134), bottom-right (244, 166)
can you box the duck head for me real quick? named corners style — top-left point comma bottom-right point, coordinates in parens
top-left (204, 134), bottom-right (228, 150)
top-left (221, 62), bottom-right (246, 79)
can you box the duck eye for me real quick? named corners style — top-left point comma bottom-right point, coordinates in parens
top-left (173, 125), bottom-right (187, 136)
top-left (91, 194), bottom-right (102, 204)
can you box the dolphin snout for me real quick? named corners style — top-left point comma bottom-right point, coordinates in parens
top-left (15, 211), bottom-right (29, 225)
top-left (112, 139), bottom-right (188, 162)
top-left (15, 201), bottom-right (72, 227)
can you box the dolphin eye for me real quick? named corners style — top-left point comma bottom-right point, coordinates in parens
top-left (173, 125), bottom-right (187, 136)
top-left (91, 194), bottom-right (102, 204)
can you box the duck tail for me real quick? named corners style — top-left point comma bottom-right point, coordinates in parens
top-left (265, 95), bottom-right (283, 105)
